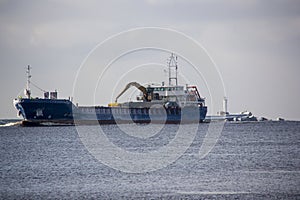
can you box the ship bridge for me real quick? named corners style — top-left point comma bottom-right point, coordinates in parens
top-left (151, 85), bottom-right (185, 97)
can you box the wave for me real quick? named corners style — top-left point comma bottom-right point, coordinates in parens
top-left (0, 120), bottom-right (22, 127)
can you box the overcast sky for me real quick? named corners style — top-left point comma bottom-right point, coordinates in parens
top-left (1, 0), bottom-right (300, 120)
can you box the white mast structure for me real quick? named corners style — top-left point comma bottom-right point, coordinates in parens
top-left (223, 97), bottom-right (228, 115)
top-left (168, 53), bottom-right (178, 86)
top-left (25, 65), bottom-right (31, 98)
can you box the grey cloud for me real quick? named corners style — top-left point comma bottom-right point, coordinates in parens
top-left (0, 0), bottom-right (299, 120)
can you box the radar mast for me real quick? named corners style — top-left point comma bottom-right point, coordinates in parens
top-left (25, 65), bottom-right (31, 98)
top-left (167, 53), bottom-right (178, 86)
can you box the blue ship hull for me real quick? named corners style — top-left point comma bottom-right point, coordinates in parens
top-left (14, 98), bottom-right (74, 125)
top-left (14, 98), bottom-right (207, 126)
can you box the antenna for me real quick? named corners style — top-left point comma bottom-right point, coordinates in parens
top-left (24, 65), bottom-right (31, 98)
top-left (167, 53), bottom-right (178, 86)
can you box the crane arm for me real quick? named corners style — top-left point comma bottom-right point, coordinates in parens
top-left (115, 82), bottom-right (147, 103)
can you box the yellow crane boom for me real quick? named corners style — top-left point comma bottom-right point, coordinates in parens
top-left (115, 82), bottom-right (147, 103)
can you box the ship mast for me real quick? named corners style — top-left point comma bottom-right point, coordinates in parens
top-left (168, 53), bottom-right (178, 86)
top-left (25, 65), bottom-right (31, 98)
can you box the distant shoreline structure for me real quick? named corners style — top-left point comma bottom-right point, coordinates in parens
top-left (205, 97), bottom-right (285, 122)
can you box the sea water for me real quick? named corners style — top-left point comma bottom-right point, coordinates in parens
top-left (0, 121), bottom-right (299, 199)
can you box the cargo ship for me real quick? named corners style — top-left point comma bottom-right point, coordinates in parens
top-left (13, 54), bottom-right (207, 126)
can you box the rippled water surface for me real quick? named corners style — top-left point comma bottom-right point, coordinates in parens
top-left (0, 121), bottom-right (299, 199)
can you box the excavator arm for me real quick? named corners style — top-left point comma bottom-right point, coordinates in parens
top-left (115, 82), bottom-right (147, 103)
